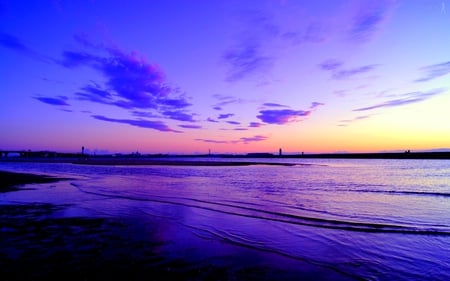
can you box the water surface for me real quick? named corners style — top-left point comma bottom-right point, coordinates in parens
top-left (1, 158), bottom-right (449, 280)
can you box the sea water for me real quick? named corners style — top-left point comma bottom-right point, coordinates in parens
top-left (1, 158), bottom-right (450, 280)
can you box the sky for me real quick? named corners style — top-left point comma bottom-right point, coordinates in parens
top-left (1, 0), bottom-right (450, 154)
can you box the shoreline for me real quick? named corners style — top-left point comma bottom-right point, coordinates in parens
top-left (0, 170), bottom-right (343, 280)
top-left (0, 170), bottom-right (70, 192)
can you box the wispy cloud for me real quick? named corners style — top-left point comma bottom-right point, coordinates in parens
top-left (319, 59), bottom-right (343, 71)
top-left (415, 61), bottom-right (450, 82)
top-left (240, 135), bottom-right (268, 144)
top-left (223, 42), bottom-right (274, 82)
top-left (319, 59), bottom-right (377, 79)
top-left (256, 102), bottom-right (322, 125)
top-left (333, 65), bottom-right (377, 79)
top-left (92, 115), bottom-right (181, 133)
top-left (249, 122), bottom-right (263, 128)
top-left (257, 109), bottom-right (310, 125)
top-left (227, 121), bottom-right (241, 125)
top-left (212, 94), bottom-right (245, 107)
top-left (194, 138), bottom-right (228, 144)
top-left (34, 96), bottom-right (70, 106)
top-left (207, 117), bottom-right (219, 123)
top-left (338, 115), bottom-right (372, 127)
top-left (218, 113), bottom-right (234, 119)
top-left (162, 111), bottom-right (195, 122)
top-left (195, 134), bottom-right (268, 144)
top-left (262, 102), bottom-right (288, 108)
top-left (178, 124), bottom-right (202, 129)
top-left (353, 88), bottom-right (446, 111)
top-left (349, 0), bottom-right (394, 43)
top-left (0, 32), bottom-right (50, 62)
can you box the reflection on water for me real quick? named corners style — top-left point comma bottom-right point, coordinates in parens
top-left (1, 158), bottom-right (450, 280)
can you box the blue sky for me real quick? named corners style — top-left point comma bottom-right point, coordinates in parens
top-left (1, 0), bottom-right (449, 154)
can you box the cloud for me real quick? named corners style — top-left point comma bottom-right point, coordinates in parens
top-left (212, 94), bottom-right (244, 107)
top-left (249, 122), bottom-right (263, 128)
top-left (60, 36), bottom-right (192, 113)
top-left (262, 102), bottom-right (288, 108)
top-left (34, 96), bottom-right (70, 106)
top-left (319, 59), bottom-right (377, 79)
top-left (415, 61), bottom-right (450, 82)
top-left (162, 111), bottom-right (195, 122)
top-left (240, 135), bottom-right (268, 144)
top-left (194, 138), bottom-right (229, 144)
top-left (207, 117), bottom-right (219, 123)
top-left (178, 124), bottom-right (202, 129)
top-left (227, 121), bottom-right (241, 125)
top-left (92, 115), bottom-right (181, 132)
top-left (213, 106), bottom-right (222, 110)
top-left (338, 115), bottom-right (372, 127)
top-left (353, 88), bottom-right (446, 111)
top-left (218, 113), bottom-right (234, 119)
top-left (223, 42), bottom-right (274, 82)
top-left (349, 0), bottom-right (394, 43)
top-left (319, 59), bottom-right (343, 71)
top-left (282, 22), bottom-right (330, 46)
top-left (0, 32), bottom-right (51, 62)
top-left (257, 109), bottom-right (310, 125)
top-left (195, 134), bottom-right (268, 144)
top-left (332, 65), bottom-right (377, 79)
top-left (310, 102), bottom-right (324, 109)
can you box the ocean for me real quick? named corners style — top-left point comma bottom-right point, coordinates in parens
top-left (1, 158), bottom-right (450, 280)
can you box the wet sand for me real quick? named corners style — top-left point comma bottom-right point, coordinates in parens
top-left (0, 171), bottom-right (70, 192)
top-left (0, 171), bottom-right (343, 280)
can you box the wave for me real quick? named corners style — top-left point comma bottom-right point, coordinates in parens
top-left (353, 189), bottom-right (450, 198)
top-left (71, 182), bottom-right (450, 236)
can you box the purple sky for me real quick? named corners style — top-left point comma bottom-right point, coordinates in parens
top-left (1, 0), bottom-right (449, 154)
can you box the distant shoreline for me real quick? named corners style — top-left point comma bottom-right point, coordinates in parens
top-left (1, 151), bottom-right (449, 163)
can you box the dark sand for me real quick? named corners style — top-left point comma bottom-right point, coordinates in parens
top-left (0, 171), bottom-right (335, 281)
top-left (0, 171), bottom-right (70, 192)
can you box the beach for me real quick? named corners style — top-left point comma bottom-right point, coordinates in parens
top-left (0, 170), bottom-right (346, 281)
top-left (1, 159), bottom-right (450, 281)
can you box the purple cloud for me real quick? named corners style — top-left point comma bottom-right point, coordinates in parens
top-left (353, 89), bottom-right (446, 111)
top-left (249, 122), bottom-right (263, 128)
top-left (0, 32), bottom-right (51, 62)
top-left (338, 115), bottom-right (372, 127)
top-left (213, 106), bottom-right (222, 110)
top-left (227, 121), bottom-right (241, 125)
top-left (179, 124), bottom-right (202, 129)
top-left (319, 59), bottom-right (343, 71)
top-left (349, 0), bottom-right (394, 43)
top-left (34, 96), bottom-right (70, 106)
top-left (194, 139), bottom-right (228, 144)
top-left (92, 115), bottom-right (181, 133)
top-left (218, 113), bottom-right (234, 119)
top-left (207, 117), bottom-right (219, 123)
top-left (310, 102), bottom-right (324, 109)
top-left (223, 42), bottom-right (274, 82)
top-left (332, 65), bottom-right (377, 79)
top-left (257, 109), bottom-right (310, 125)
top-left (415, 62), bottom-right (450, 82)
top-left (263, 102), bottom-right (288, 108)
top-left (60, 36), bottom-right (191, 113)
top-left (162, 111), bottom-right (195, 122)
top-left (195, 134), bottom-right (268, 144)
top-left (240, 135), bottom-right (268, 144)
